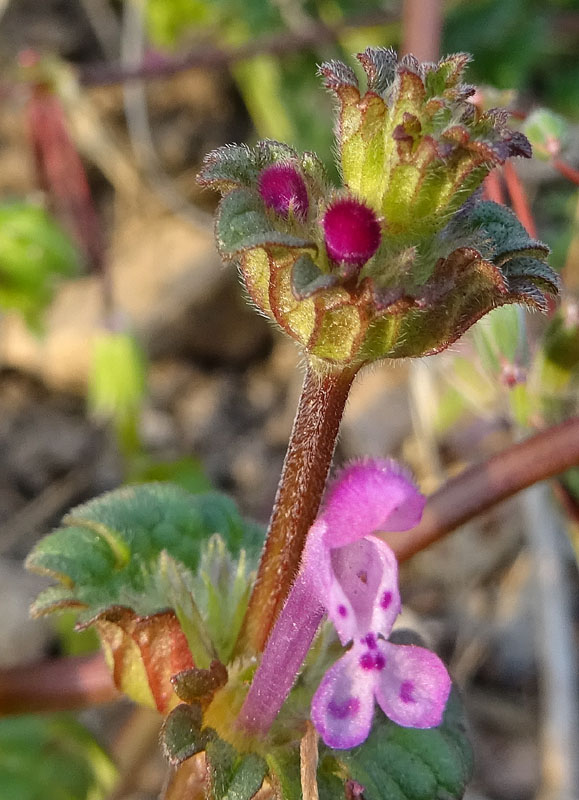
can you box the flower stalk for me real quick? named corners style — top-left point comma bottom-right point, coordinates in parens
top-left (237, 361), bottom-right (359, 654)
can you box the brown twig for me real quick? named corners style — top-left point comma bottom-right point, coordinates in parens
top-left (0, 653), bottom-right (117, 714)
top-left (78, 9), bottom-right (398, 87)
top-left (383, 416), bottom-right (579, 562)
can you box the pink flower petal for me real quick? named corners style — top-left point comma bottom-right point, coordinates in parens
top-left (374, 642), bottom-right (451, 728)
top-left (327, 537), bottom-right (401, 644)
top-left (311, 646), bottom-right (376, 749)
top-left (321, 460), bottom-right (425, 548)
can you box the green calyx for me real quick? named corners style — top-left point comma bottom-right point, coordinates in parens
top-left (199, 49), bottom-right (559, 368)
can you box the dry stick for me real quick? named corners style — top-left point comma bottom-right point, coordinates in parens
top-left (401, 0), bottom-right (442, 61)
top-left (79, 9), bottom-right (398, 87)
top-left (522, 484), bottom-right (579, 800)
top-left (238, 363), bottom-right (360, 655)
top-left (383, 416), bottom-right (579, 562)
top-left (0, 653), bottom-right (117, 714)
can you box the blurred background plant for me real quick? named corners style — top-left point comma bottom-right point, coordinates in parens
top-left (0, 0), bottom-right (577, 799)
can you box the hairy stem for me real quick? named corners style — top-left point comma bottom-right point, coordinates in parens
top-left (0, 653), bottom-right (117, 714)
top-left (237, 361), bottom-right (359, 654)
top-left (383, 416), bottom-right (579, 562)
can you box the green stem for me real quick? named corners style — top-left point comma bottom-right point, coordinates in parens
top-left (237, 360), bottom-right (360, 654)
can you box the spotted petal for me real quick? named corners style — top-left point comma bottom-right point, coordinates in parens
top-left (374, 642), bottom-right (451, 728)
top-left (311, 646), bottom-right (376, 749)
top-left (323, 535), bottom-right (401, 645)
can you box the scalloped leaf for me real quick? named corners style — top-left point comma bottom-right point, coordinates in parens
top-left (463, 201), bottom-right (550, 262)
top-left (199, 140), bottom-right (302, 195)
top-left (334, 688), bottom-right (473, 800)
top-left (27, 484), bottom-right (262, 616)
top-left (198, 144), bottom-right (260, 192)
top-left (27, 484), bottom-right (263, 710)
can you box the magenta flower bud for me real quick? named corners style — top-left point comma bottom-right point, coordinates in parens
top-left (323, 198), bottom-right (381, 266)
top-left (258, 163), bottom-right (309, 219)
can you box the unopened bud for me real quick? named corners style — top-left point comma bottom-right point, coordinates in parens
top-left (258, 163), bottom-right (309, 219)
top-left (323, 198), bottom-right (381, 267)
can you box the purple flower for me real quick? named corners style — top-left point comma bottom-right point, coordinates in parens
top-left (237, 459), bottom-right (451, 749)
top-left (323, 198), bottom-right (381, 266)
top-left (258, 163), bottom-right (309, 219)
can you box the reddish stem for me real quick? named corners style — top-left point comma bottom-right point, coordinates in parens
top-left (383, 416), bottom-right (579, 562)
top-left (503, 160), bottom-right (538, 238)
top-left (237, 362), bottom-right (359, 654)
top-left (0, 653), bottom-right (117, 714)
top-left (483, 169), bottom-right (506, 205)
top-left (553, 158), bottom-right (579, 186)
top-left (402, 0), bottom-right (442, 61)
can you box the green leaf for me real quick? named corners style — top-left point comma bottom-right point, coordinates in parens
top-left (0, 202), bottom-right (79, 328)
top-left (335, 688), bottom-right (473, 800)
top-left (26, 485), bottom-right (263, 709)
top-left (27, 483), bottom-right (263, 619)
top-left (206, 738), bottom-right (267, 800)
top-left (291, 254), bottom-right (337, 299)
top-left (199, 145), bottom-right (261, 193)
top-left (0, 714), bottom-right (116, 800)
top-left (461, 201), bottom-right (549, 263)
top-left (537, 307), bottom-right (579, 387)
top-left (161, 703), bottom-right (206, 766)
top-left (216, 188), bottom-right (314, 257)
